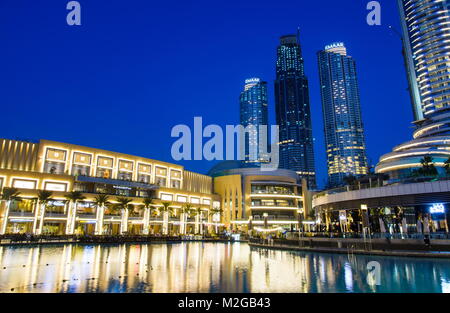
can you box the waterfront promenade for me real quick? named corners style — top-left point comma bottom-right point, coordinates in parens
top-left (0, 234), bottom-right (238, 246)
top-left (249, 237), bottom-right (450, 258)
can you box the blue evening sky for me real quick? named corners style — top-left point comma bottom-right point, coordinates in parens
top-left (0, 0), bottom-right (412, 188)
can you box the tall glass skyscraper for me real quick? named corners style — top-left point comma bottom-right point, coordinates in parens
top-left (376, 0), bottom-right (450, 177)
top-left (317, 43), bottom-right (368, 187)
top-left (239, 78), bottom-right (268, 166)
top-left (275, 33), bottom-right (316, 187)
top-left (398, 0), bottom-right (450, 121)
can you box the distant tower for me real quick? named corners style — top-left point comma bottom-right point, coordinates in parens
top-left (274, 31), bottom-right (316, 187)
top-left (239, 78), bottom-right (269, 166)
top-left (318, 43), bottom-right (368, 187)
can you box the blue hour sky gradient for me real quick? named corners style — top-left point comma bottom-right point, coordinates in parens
top-left (0, 0), bottom-right (412, 188)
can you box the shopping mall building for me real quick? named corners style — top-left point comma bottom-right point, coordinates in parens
top-left (0, 139), bottom-right (307, 236)
top-left (0, 138), bottom-right (221, 236)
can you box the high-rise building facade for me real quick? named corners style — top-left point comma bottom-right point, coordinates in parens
top-left (275, 33), bottom-right (316, 187)
top-left (398, 0), bottom-right (450, 121)
top-left (376, 1), bottom-right (450, 177)
top-left (239, 78), bottom-right (269, 166)
top-left (318, 43), bottom-right (368, 187)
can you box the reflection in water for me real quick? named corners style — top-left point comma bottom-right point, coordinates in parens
top-left (0, 243), bottom-right (449, 293)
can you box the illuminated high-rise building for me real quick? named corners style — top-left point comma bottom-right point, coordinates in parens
top-left (275, 32), bottom-right (316, 187)
top-left (318, 43), bottom-right (368, 187)
top-left (376, 0), bottom-right (450, 178)
top-left (398, 0), bottom-right (450, 121)
top-left (239, 78), bottom-right (269, 165)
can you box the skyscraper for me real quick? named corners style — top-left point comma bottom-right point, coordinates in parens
top-left (275, 32), bottom-right (316, 187)
top-left (239, 78), bottom-right (269, 166)
top-left (317, 43), bottom-right (368, 187)
top-left (376, 1), bottom-right (450, 177)
top-left (398, 0), bottom-right (450, 121)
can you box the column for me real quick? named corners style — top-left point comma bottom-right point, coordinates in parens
top-left (143, 208), bottom-right (150, 235)
top-left (95, 205), bottom-right (105, 235)
top-left (0, 200), bottom-right (11, 235)
top-left (120, 209), bottom-right (129, 234)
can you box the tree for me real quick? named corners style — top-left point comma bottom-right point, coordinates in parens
top-left (116, 197), bottom-right (133, 211)
top-left (36, 190), bottom-right (54, 235)
top-left (189, 207), bottom-right (204, 235)
top-left (417, 155), bottom-right (438, 177)
top-left (180, 203), bottom-right (192, 235)
top-left (64, 191), bottom-right (86, 235)
top-left (209, 207), bottom-right (223, 234)
top-left (160, 202), bottom-right (173, 235)
top-left (0, 187), bottom-right (21, 234)
top-left (93, 194), bottom-right (110, 235)
top-left (115, 197), bottom-right (133, 234)
top-left (444, 157), bottom-right (450, 176)
top-left (142, 197), bottom-right (157, 235)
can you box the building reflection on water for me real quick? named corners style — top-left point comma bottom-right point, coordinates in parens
top-left (0, 243), bottom-right (449, 293)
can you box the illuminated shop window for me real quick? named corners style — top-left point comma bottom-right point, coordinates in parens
top-left (44, 182), bottom-right (68, 192)
top-left (155, 177), bottom-right (166, 187)
top-left (160, 193), bottom-right (173, 201)
top-left (12, 179), bottom-right (37, 190)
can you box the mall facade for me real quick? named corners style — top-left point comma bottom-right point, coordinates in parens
top-left (0, 138), bottom-right (308, 236)
top-left (209, 162), bottom-right (308, 234)
top-left (0, 138), bottom-right (222, 236)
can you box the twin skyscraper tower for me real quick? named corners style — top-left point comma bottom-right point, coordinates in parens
top-left (239, 32), bottom-right (368, 189)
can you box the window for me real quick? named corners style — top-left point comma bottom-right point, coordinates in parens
top-left (160, 193), bottom-right (173, 201)
top-left (73, 152), bottom-right (91, 165)
top-left (46, 148), bottom-right (67, 161)
top-left (118, 160), bottom-right (133, 171)
top-left (170, 170), bottom-right (182, 179)
top-left (155, 177), bottom-right (166, 187)
top-left (12, 179), bottom-right (37, 189)
top-left (138, 174), bottom-right (151, 184)
top-left (44, 182), bottom-right (68, 192)
top-left (155, 166), bottom-right (167, 176)
top-left (177, 195), bottom-right (187, 203)
top-left (97, 156), bottom-right (114, 168)
top-left (170, 179), bottom-right (180, 189)
top-left (44, 161), bottom-right (65, 174)
top-left (190, 197), bottom-right (200, 204)
top-left (118, 171), bottom-right (132, 181)
top-left (96, 168), bottom-right (112, 179)
top-left (203, 199), bottom-right (211, 205)
top-left (72, 164), bottom-right (90, 176)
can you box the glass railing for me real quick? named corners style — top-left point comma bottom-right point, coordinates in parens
top-left (314, 175), bottom-right (450, 198)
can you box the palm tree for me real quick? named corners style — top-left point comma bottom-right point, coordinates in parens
top-left (0, 188), bottom-right (21, 234)
top-left (160, 202), bottom-right (173, 235)
top-left (444, 157), bottom-right (450, 176)
top-left (142, 197), bottom-right (156, 235)
top-left (64, 191), bottom-right (86, 235)
top-left (180, 203), bottom-right (192, 235)
top-left (35, 190), bottom-right (53, 235)
top-left (419, 155), bottom-right (438, 177)
top-left (189, 207), bottom-right (203, 235)
top-left (209, 207), bottom-right (223, 234)
top-left (116, 197), bottom-right (133, 234)
top-left (93, 194), bottom-right (110, 235)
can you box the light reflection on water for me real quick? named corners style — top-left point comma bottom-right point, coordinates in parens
top-left (0, 243), bottom-right (449, 293)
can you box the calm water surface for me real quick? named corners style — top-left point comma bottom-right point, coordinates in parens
top-left (0, 242), bottom-right (449, 293)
